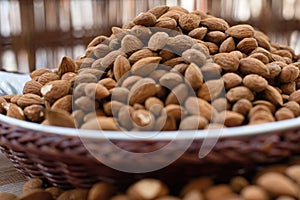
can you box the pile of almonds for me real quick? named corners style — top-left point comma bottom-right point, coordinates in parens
top-left (2, 163), bottom-right (300, 200)
top-left (1, 5), bottom-right (300, 130)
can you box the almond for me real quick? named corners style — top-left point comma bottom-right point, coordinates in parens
top-left (121, 76), bottom-right (143, 90)
top-left (159, 72), bottom-right (183, 89)
top-left (92, 44), bottom-right (113, 59)
top-left (289, 89), bottom-right (300, 103)
top-left (165, 83), bottom-right (189, 105)
top-left (41, 80), bottom-right (71, 103)
top-left (283, 101), bottom-right (300, 117)
top-left (239, 58), bottom-right (270, 77)
top-left (184, 63), bottom-right (203, 90)
top-left (128, 49), bottom-right (157, 63)
top-left (219, 37), bottom-right (236, 53)
top-left (179, 13), bottom-right (201, 31)
top-left (197, 79), bottom-right (224, 101)
top-left (232, 99), bottom-right (252, 115)
top-left (275, 107), bottom-right (295, 121)
top-left (121, 35), bottom-right (144, 54)
top-left (37, 72), bottom-right (60, 85)
top-left (127, 179), bottom-right (169, 200)
top-left (129, 78), bottom-right (157, 105)
top-left (264, 85), bottom-right (283, 106)
top-left (205, 31), bottom-right (227, 44)
top-left (46, 109), bottom-right (76, 128)
top-left (182, 49), bottom-right (207, 67)
top-left (98, 78), bottom-right (117, 90)
top-left (101, 50), bottom-right (125, 69)
top-left (4, 103), bottom-right (25, 120)
top-left (113, 55), bottom-right (131, 81)
top-left (30, 68), bottom-right (51, 79)
top-left (179, 115), bottom-right (208, 130)
top-left (88, 182), bottom-right (116, 200)
top-left (131, 57), bottom-right (162, 76)
top-left (249, 53), bottom-right (269, 64)
top-left (17, 94), bottom-right (44, 108)
top-left (148, 5), bottom-right (169, 18)
top-left (51, 95), bottom-right (72, 112)
top-left (222, 73), bottom-right (242, 89)
top-left (133, 12), bottom-right (156, 27)
top-left (241, 186), bottom-right (269, 200)
top-left (256, 172), bottom-right (299, 197)
top-left (254, 31), bottom-right (271, 50)
top-left (214, 111), bottom-right (244, 127)
top-left (85, 83), bottom-right (110, 100)
top-left (226, 86), bottom-right (254, 102)
top-left (132, 109), bottom-right (155, 130)
top-left (214, 53), bottom-right (239, 72)
top-left (57, 56), bottom-right (77, 77)
top-left (185, 97), bottom-right (215, 121)
top-left (148, 32), bottom-right (169, 51)
top-left (204, 185), bottom-right (233, 200)
top-left (225, 24), bottom-right (255, 39)
top-left (154, 17), bottom-right (177, 29)
top-left (24, 104), bottom-right (45, 122)
top-left (243, 74), bottom-right (268, 92)
top-left (166, 35), bottom-right (195, 54)
top-left (188, 27), bottom-right (208, 40)
top-left (237, 37), bottom-right (258, 54)
top-left (23, 80), bottom-right (43, 95)
top-left (200, 17), bottom-right (229, 31)
top-left (279, 64), bottom-right (299, 83)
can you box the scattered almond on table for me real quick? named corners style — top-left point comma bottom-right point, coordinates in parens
top-left (1, 5), bottom-right (300, 131)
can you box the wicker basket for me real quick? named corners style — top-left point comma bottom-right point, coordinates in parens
top-left (1, 114), bottom-right (300, 189)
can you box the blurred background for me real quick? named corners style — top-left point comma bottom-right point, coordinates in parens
top-left (0, 0), bottom-right (300, 73)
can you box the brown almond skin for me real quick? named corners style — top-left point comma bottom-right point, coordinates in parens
top-left (131, 57), bottom-right (162, 76)
top-left (113, 55), bottom-right (131, 81)
top-left (243, 74), bottom-right (268, 92)
top-left (275, 107), bottom-right (295, 121)
top-left (185, 63), bottom-right (203, 90)
top-left (19, 190), bottom-right (53, 200)
top-left (226, 24), bottom-right (255, 39)
top-left (179, 115), bottom-right (208, 130)
top-left (179, 13), bottom-right (201, 31)
top-left (185, 97), bottom-right (215, 121)
top-left (4, 103), bottom-right (25, 120)
top-left (226, 86), bottom-right (254, 102)
top-left (129, 78), bottom-right (157, 105)
top-left (148, 32), bottom-right (169, 51)
top-left (239, 58), bottom-right (270, 78)
top-left (214, 111), bottom-right (244, 127)
top-left (148, 5), bottom-right (169, 18)
top-left (51, 95), bottom-right (72, 112)
top-left (283, 101), bottom-right (300, 117)
top-left (41, 80), bottom-right (71, 103)
top-left (24, 104), bottom-right (45, 122)
top-left (214, 53), bottom-right (239, 72)
top-left (197, 79), bottom-right (224, 101)
top-left (200, 17), bottom-right (229, 31)
top-left (289, 89), bottom-right (300, 103)
top-left (81, 117), bottom-right (120, 130)
top-left (133, 12), bottom-right (156, 27)
top-left (30, 68), bottom-right (52, 79)
top-left (279, 64), bottom-right (299, 83)
top-left (23, 80), bottom-right (43, 96)
top-left (222, 73), bottom-right (242, 89)
top-left (232, 99), bottom-right (253, 116)
top-left (129, 49), bottom-right (158, 63)
top-left (219, 37), bottom-right (236, 53)
top-left (23, 178), bottom-right (44, 195)
top-left (264, 85), bottom-right (283, 106)
top-left (188, 27), bottom-right (208, 40)
top-left (204, 185), bottom-right (233, 200)
top-left (237, 37), bottom-right (258, 54)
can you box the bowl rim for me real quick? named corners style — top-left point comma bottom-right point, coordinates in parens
top-left (1, 113), bottom-right (299, 141)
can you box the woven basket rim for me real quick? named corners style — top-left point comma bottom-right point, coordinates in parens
top-left (1, 114), bottom-right (300, 140)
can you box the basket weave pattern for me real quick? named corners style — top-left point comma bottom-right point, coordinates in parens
top-left (1, 119), bottom-right (300, 189)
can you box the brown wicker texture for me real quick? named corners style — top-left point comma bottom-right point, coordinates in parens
top-left (1, 118), bottom-right (300, 189)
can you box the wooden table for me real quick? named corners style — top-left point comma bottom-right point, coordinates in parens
top-left (0, 153), bottom-right (26, 195)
